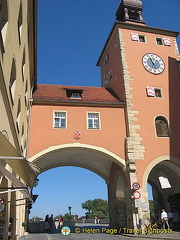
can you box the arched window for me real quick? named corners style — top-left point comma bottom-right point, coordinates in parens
top-left (155, 116), bottom-right (170, 137)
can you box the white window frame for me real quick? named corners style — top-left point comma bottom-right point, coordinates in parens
top-left (53, 111), bottom-right (67, 129)
top-left (87, 112), bottom-right (100, 130)
top-left (71, 93), bottom-right (81, 99)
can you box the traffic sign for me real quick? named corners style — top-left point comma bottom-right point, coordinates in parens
top-left (133, 191), bottom-right (141, 199)
top-left (132, 182), bottom-right (140, 190)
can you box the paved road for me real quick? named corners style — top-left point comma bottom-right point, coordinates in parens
top-left (20, 223), bottom-right (180, 240)
top-left (20, 232), bottom-right (180, 240)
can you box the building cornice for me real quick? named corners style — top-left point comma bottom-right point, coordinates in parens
top-left (32, 99), bottom-right (125, 108)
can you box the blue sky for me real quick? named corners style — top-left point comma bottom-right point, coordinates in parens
top-left (30, 0), bottom-right (180, 219)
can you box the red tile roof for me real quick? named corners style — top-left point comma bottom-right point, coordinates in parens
top-left (33, 84), bottom-right (123, 105)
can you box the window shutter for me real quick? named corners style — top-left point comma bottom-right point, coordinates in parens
top-left (131, 33), bottom-right (139, 41)
top-left (146, 87), bottom-right (155, 97)
top-left (163, 38), bottom-right (171, 46)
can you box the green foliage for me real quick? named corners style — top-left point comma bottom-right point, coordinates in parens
top-left (81, 198), bottom-right (109, 219)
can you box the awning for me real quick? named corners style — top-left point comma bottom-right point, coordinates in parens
top-left (0, 133), bottom-right (39, 187)
top-left (0, 165), bottom-right (29, 198)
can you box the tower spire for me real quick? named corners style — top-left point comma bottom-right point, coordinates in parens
top-left (116, 0), bottom-right (145, 24)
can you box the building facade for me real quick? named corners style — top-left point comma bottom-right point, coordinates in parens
top-left (1, 0), bottom-right (179, 237)
top-left (28, 0), bottom-right (180, 230)
top-left (0, 0), bottom-right (37, 239)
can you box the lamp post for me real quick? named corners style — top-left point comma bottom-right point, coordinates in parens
top-left (68, 206), bottom-right (71, 221)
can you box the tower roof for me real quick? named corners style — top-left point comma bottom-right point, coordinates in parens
top-left (116, 0), bottom-right (145, 24)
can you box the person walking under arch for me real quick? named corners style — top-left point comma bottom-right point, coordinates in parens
top-left (161, 209), bottom-right (170, 229)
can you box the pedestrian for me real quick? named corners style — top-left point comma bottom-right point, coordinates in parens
top-left (73, 216), bottom-right (77, 225)
top-left (167, 210), bottom-right (174, 229)
top-left (45, 214), bottom-right (49, 232)
top-left (97, 216), bottom-right (100, 224)
top-left (94, 216), bottom-right (97, 224)
top-left (49, 214), bottom-right (53, 232)
top-left (59, 217), bottom-right (64, 229)
top-left (161, 209), bottom-right (170, 229)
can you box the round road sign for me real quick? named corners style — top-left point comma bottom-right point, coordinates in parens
top-left (132, 182), bottom-right (140, 190)
top-left (133, 191), bottom-right (141, 199)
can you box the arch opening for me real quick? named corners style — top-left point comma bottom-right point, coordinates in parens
top-left (28, 145), bottom-right (127, 229)
top-left (146, 159), bottom-right (180, 228)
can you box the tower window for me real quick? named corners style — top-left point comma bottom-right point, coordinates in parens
top-left (146, 87), bottom-right (162, 98)
top-left (156, 38), bottom-right (163, 45)
top-left (155, 88), bottom-right (162, 98)
top-left (139, 35), bottom-right (145, 42)
top-left (131, 33), bottom-right (146, 42)
top-left (155, 116), bottom-right (170, 137)
top-left (104, 53), bottom-right (109, 66)
top-left (156, 37), bottom-right (171, 46)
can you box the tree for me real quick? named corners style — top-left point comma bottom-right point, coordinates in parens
top-left (81, 198), bottom-right (109, 219)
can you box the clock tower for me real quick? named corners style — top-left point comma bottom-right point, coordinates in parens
top-left (97, 0), bottom-right (180, 229)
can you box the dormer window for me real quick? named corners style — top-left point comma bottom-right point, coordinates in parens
top-left (65, 89), bottom-right (83, 99)
top-left (71, 93), bottom-right (81, 99)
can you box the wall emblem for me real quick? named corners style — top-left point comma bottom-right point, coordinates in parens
top-left (73, 131), bottom-right (81, 139)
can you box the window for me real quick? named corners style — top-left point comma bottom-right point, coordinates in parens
top-left (0, 0), bottom-right (8, 52)
top-left (131, 33), bottom-right (146, 42)
top-left (104, 53), bottom-right (109, 66)
top-left (9, 59), bottom-right (16, 104)
top-left (16, 96), bottom-right (21, 132)
top-left (18, 2), bottom-right (22, 44)
top-left (156, 37), bottom-right (171, 46)
top-left (22, 48), bottom-right (25, 81)
top-left (139, 35), bottom-right (145, 42)
top-left (87, 113), bottom-right (100, 129)
top-left (66, 89), bottom-right (83, 99)
top-left (156, 38), bottom-right (163, 45)
top-left (146, 87), bottom-right (162, 98)
top-left (155, 88), bottom-right (162, 98)
top-left (71, 93), bottom-right (81, 99)
top-left (54, 112), bottom-right (66, 128)
top-left (155, 116), bottom-right (170, 137)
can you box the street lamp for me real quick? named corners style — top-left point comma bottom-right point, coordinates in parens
top-left (68, 206), bottom-right (71, 221)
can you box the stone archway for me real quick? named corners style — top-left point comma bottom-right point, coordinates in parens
top-left (29, 143), bottom-right (128, 228)
top-left (29, 143), bottom-right (126, 184)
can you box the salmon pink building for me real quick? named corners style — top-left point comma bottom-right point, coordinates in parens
top-left (28, 0), bottom-right (180, 229)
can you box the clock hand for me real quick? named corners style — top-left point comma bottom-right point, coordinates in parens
top-left (150, 57), bottom-right (155, 66)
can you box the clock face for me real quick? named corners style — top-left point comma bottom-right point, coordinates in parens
top-left (142, 53), bottom-right (165, 74)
